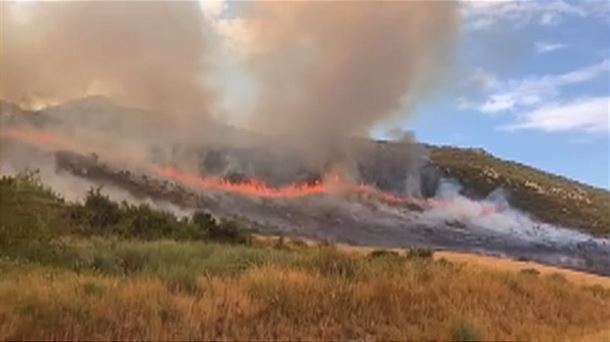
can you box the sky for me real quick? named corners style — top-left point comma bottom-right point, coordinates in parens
top-left (382, 0), bottom-right (610, 189)
top-left (203, 0), bottom-right (609, 189)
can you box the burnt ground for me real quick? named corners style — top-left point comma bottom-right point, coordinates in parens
top-left (52, 150), bottom-right (610, 276)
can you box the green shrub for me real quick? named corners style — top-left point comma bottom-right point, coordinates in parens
top-left (207, 219), bottom-right (251, 244)
top-left (81, 188), bottom-right (122, 230)
top-left (407, 248), bottom-right (434, 259)
top-left (192, 211), bottom-right (216, 231)
top-left (451, 320), bottom-right (481, 342)
top-left (0, 172), bottom-right (65, 252)
top-left (119, 203), bottom-right (183, 239)
top-left (368, 249), bottom-right (400, 259)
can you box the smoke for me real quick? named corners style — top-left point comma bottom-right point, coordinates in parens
top-left (1, 1), bottom-right (458, 198)
top-left (420, 179), bottom-right (603, 247)
top-left (0, 1), bottom-right (215, 131)
top-left (1, 1), bottom-right (460, 186)
top-left (239, 1), bottom-right (459, 166)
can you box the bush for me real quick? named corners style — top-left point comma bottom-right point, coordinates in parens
top-left (368, 249), bottom-right (400, 259)
top-left (80, 188), bottom-right (122, 230)
top-left (407, 248), bottom-right (434, 259)
top-left (192, 211), bottom-right (216, 230)
top-left (1, 173), bottom-right (253, 251)
top-left (519, 268), bottom-right (540, 276)
top-left (120, 203), bottom-right (184, 239)
top-left (0, 172), bottom-right (65, 252)
top-left (451, 320), bottom-right (481, 342)
top-left (206, 218), bottom-right (251, 245)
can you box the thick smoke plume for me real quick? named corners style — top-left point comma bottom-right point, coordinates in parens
top-left (241, 1), bottom-right (459, 165)
top-left (0, 1), bottom-right (214, 120)
top-left (1, 1), bottom-right (459, 183)
top-left (0, 1), bottom-right (224, 171)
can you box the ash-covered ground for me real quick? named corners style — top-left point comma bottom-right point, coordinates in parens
top-left (46, 147), bottom-right (610, 276)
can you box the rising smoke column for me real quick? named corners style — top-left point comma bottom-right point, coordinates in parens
top-left (0, 1), bottom-right (214, 117)
top-left (240, 1), bottom-right (459, 167)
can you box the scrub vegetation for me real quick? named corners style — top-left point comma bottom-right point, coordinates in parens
top-left (1, 172), bottom-right (609, 340)
top-left (430, 146), bottom-right (610, 236)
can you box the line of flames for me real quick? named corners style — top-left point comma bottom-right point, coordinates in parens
top-left (2, 127), bottom-right (496, 216)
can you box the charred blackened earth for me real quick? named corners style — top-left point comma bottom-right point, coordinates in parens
top-left (193, 188), bottom-right (610, 276)
top-left (36, 148), bottom-right (610, 277)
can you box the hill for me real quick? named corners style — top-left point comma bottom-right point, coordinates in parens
top-left (428, 146), bottom-right (609, 236)
top-left (0, 173), bottom-right (609, 340)
top-left (2, 97), bottom-right (608, 237)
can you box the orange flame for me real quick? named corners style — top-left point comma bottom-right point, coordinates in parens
top-left (1, 127), bottom-right (497, 216)
top-left (151, 164), bottom-right (328, 198)
top-left (150, 164), bottom-right (457, 210)
top-left (2, 128), bottom-right (72, 150)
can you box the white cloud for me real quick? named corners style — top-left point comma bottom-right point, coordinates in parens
top-left (461, 0), bottom-right (591, 30)
top-left (478, 59), bottom-right (609, 114)
top-left (502, 97), bottom-right (609, 133)
top-left (534, 41), bottom-right (566, 54)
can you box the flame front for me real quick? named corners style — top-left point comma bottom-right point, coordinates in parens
top-left (1, 127), bottom-right (497, 216)
top-left (151, 165), bottom-right (328, 198)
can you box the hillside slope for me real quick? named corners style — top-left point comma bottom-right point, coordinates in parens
top-left (2, 98), bottom-right (608, 237)
top-left (429, 146), bottom-right (609, 236)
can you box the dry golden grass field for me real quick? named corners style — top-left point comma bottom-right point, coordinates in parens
top-left (1, 239), bottom-right (610, 341)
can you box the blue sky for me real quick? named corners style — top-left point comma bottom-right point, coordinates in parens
top-left (205, 0), bottom-right (609, 189)
top-left (373, 1), bottom-right (609, 189)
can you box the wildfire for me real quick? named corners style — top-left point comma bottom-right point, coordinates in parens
top-left (2, 128), bottom-right (73, 150)
top-left (150, 165), bottom-right (460, 211)
top-left (151, 164), bottom-right (328, 198)
top-left (1, 127), bottom-right (497, 216)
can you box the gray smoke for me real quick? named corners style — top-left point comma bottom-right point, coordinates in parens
top-left (241, 1), bottom-right (459, 169)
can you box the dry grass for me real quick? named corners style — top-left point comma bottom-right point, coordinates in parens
top-left (256, 234), bottom-right (610, 289)
top-left (434, 251), bottom-right (610, 289)
top-left (1, 255), bottom-right (609, 341)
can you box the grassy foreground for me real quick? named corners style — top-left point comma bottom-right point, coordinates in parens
top-left (2, 238), bottom-right (610, 341)
top-left (1, 173), bottom-right (609, 340)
